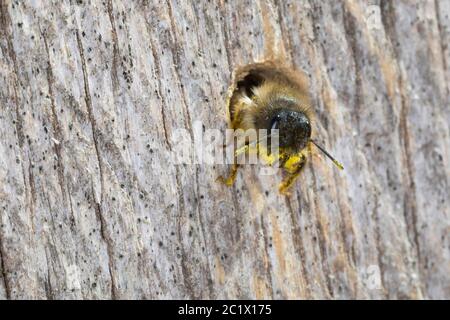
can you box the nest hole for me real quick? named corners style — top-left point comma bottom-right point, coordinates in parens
top-left (228, 61), bottom-right (300, 120)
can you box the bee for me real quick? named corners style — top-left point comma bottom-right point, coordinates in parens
top-left (218, 61), bottom-right (343, 194)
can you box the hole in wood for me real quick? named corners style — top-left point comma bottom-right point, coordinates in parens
top-left (226, 61), bottom-right (310, 124)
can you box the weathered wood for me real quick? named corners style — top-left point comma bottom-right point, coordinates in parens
top-left (0, 0), bottom-right (449, 299)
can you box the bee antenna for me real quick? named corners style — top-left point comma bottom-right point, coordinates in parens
top-left (310, 139), bottom-right (344, 170)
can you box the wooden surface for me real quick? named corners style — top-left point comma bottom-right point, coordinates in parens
top-left (0, 0), bottom-right (449, 299)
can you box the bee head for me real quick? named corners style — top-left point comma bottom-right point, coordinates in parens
top-left (270, 109), bottom-right (311, 153)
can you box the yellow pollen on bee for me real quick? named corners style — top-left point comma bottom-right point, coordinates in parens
top-left (284, 154), bottom-right (304, 173)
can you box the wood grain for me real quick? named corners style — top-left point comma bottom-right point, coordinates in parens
top-left (0, 0), bottom-right (449, 299)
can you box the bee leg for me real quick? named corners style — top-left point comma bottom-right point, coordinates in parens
top-left (218, 103), bottom-right (246, 187)
top-left (217, 163), bottom-right (240, 186)
top-left (279, 155), bottom-right (307, 194)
